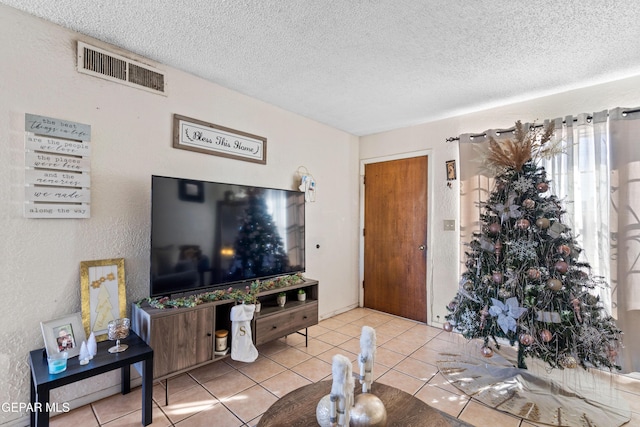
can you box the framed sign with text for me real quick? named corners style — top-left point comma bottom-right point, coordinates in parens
top-left (173, 114), bottom-right (267, 165)
top-left (24, 114), bottom-right (91, 218)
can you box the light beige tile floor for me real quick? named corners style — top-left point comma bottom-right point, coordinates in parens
top-left (49, 307), bottom-right (640, 427)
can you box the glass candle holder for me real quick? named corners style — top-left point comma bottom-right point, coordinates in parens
top-left (47, 351), bottom-right (68, 374)
top-left (107, 318), bottom-right (130, 353)
top-left (215, 330), bottom-right (228, 352)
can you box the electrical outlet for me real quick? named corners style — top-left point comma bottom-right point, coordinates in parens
top-left (443, 219), bottom-right (456, 231)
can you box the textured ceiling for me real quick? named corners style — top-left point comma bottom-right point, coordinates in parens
top-left (3, 0), bottom-right (640, 135)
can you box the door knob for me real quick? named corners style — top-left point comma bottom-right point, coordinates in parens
top-left (419, 245), bottom-right (426, 251)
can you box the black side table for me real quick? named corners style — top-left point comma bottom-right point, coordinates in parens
top-left (29, 330), bottom-right (153, 427)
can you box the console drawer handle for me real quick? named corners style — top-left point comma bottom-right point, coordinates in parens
top-left (272, 325), bottom-right (278, 329)
top-left (303, 316), bottom-right (308, 319)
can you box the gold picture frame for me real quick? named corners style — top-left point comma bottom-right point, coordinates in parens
top-left (80, 258), bottom-right (127, 342)
top-left (41, 312), bottom-right (86, 358)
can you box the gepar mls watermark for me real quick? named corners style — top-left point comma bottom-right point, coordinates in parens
top-left (2, 402), bottom-right (70, 414)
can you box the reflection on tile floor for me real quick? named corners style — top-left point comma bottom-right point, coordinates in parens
top-left (49, 308), bottom-right (640, 427)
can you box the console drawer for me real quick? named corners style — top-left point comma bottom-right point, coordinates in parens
top-left (254, 302), bottom-right (318, 346)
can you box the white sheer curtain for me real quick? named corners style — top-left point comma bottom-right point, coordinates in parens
top-left (459, 128), bottom-right (514, 264)
top-left (609, 107), bottom-right (640, 373)
top-left (541, 112), bottom-right (611, 314)
top-left (457, 109), bottom-right (640, 373)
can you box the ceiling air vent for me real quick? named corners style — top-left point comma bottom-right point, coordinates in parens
top-left (77, 41), bottom-right (167, 95)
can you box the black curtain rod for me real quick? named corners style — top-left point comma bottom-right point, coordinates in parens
top-left (445, 108), bottom-right (640, 143)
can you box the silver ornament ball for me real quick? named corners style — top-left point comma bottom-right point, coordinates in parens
top-left (350, 393), bottom-right (388, 427)
top-left (315, 395), bottom-right (333, 427)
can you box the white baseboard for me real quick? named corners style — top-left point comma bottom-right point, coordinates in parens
top-left (320, 303), bottom-right (359, 320)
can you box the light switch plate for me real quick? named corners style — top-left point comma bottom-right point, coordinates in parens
top-left (443, 219), bottom-right (456, 231)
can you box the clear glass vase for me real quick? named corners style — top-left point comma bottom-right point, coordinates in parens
top-left (107, 318), bottom-right (130, 353)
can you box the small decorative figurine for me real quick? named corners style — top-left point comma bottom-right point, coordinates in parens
top-left (79, 341), bottom-right (90, 365)
top-left (87, 332), bottom-right (97, 358)
top-left (316, 354), bottom-right (354, 427)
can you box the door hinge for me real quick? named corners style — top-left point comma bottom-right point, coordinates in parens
top-left (362, 228), bottom-right (365, 236)
top-left (362, 280), bottom-right (365, 289)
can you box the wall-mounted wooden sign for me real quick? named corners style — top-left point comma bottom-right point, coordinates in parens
top-left (26, 134), bottom-right (91, 156)
top-left (25, 187), bottom-right (90, 203)
top-left (25, 203), bottom-right (90, 219)
top-left (173, 114), bottom-right (267, 164)
top-left (24, 113), bottom-right (91, 219)
top-left (25, 151), bottom-right (91, 172)
top-left (25, 170), bottom-right (90, 188)
top-left (25, 113), bottom-right (91, 141)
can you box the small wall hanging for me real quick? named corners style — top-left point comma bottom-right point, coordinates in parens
top-left (446, 159), bottom-right (456, 188)
top-left (446, 160), bottom-right (457, 181)
top-left (297, 166), bottom-right (316, 202)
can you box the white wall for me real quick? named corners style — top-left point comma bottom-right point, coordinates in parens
top-left (0, 5), bottom-right (359, 425)
top-left (360, 73), bottom-right (640, 331)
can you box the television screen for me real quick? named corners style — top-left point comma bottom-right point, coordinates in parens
top-left (150, 175), bottom-right (305, 297)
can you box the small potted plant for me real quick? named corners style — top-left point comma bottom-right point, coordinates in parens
top-left (297, 289), bottom-right (306, 301)
top-left (248, 280), bottom-right (261, 312)
top-left (277, 292), bottom-right (286, 307)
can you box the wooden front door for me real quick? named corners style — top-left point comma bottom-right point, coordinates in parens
top-left (364, 156), bottom-right (428, 323)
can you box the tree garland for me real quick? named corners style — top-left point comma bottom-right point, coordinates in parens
top-left (135, 273), bottom-right (305, 309)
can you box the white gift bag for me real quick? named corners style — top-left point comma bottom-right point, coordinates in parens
top-left (230, 304), bottom-right (258, 363)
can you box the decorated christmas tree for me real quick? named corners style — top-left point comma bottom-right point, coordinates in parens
top-left (228, 189), bottom-right (290, 279)
top-left (445, 121), bottom-right (622, 370)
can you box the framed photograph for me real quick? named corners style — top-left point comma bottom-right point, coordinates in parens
top-left (178, 179), bottom-right (204, 202)
top-left (173, 114), bottom-right (267, 165)
top-left (41, 312), bottom-right (86, 358)
top-left (446, 160), bottom-right (457, 181)
top-left (80, 258), bottom-right (127, 342)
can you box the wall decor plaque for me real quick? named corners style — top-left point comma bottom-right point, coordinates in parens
top-left (173, 114), bottom-right (267, 164)
top-left (25, 113), bottom-right (91, 141)
top-left (24, 113), bottom-right (91, 218)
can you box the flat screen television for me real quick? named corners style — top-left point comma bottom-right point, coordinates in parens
top-left (150, 175), bottom-right (305, 297)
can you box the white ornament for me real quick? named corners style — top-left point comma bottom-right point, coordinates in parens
top-left (79, 341), bottom-right (90, 365)
top-left (489, 297), bottom-right (527, 334)
top-left (88, 332), bottom-right (97, 358)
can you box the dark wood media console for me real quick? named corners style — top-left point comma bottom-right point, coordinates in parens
top-left (131, 279), bottom-right (318, 381)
